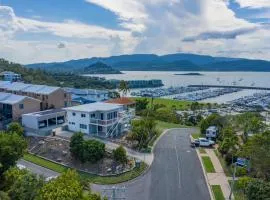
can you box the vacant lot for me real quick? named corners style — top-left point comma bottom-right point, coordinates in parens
top-left (27, 136), bottom-right (134, 175)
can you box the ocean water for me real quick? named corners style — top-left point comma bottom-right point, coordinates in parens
top-left (85, 71), bottom-right (270, 103)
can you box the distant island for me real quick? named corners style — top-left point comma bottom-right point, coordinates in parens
top-left (83, 62), bottom-right (122, 74)
top-left (26, 53), bottom-right (270, 72)
top-left (174, 73), bottom-right (203, 76)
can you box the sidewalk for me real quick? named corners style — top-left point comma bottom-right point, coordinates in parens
top-left (204, 149), bottom-right (233, 200)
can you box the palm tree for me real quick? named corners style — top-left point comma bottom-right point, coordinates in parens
top-left (118, 80), bottom-right (130, 97)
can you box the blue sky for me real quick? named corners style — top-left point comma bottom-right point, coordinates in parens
top-left (0, 0), bottom-right (270, 63)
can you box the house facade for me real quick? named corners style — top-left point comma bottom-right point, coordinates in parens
top-left (65, 102), bottom-right (133, 138)
top-left (0, 71), bottom-right (21, 82)
top-left (0, 92), bottom-right (41, 125)
top-left (0, 81), bottom-right (71, 110)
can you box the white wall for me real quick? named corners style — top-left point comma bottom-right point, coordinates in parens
top-left (67, 110), bottom-right (90, 134)
top-left (22, 115), bottom-right (38, 129)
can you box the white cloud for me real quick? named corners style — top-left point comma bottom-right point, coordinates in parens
top-left (1, 1), bottom-right (270, 63)
top-left (235, 0), bottom-right (270, 8)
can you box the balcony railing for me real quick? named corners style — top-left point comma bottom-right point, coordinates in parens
top-left (90, 117), bottom-right (119, 125)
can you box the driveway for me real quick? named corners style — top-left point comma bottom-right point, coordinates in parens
top-left (17, 159), bottom-right (59, 178)
top-left (92, 128), bottom-right (211, 200)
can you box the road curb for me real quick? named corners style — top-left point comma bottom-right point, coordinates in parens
top-left (191, 135), bottom-right (215, 200)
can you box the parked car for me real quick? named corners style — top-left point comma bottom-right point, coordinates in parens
top-left (191, 138), bottom-right (215, 147)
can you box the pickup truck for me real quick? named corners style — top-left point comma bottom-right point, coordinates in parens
top-left (191, 138), bottom-right (215, 147)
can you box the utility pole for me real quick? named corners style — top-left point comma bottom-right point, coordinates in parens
top-left (229, 163), bottom-right (236, 200)
top-left (102, 186), bottom-right (126, 200)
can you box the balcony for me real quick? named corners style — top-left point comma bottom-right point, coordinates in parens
top-left (90, 117), bottom-right (119, 126)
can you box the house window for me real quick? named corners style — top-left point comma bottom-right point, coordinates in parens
top-left (81, 113), bottom-right (86, 118)
top-left (90, 113), bottom-right (95, 118)
top-left (80, 124), bottom-right (87, 129)
top-left (72, 112), bottom-right (76, 116)
top-left (72, 122), bottom-right (75, 125)
top-left (19, 104), bottom-right (24, 109)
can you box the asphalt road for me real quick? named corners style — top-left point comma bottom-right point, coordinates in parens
top-left (93, 128), bottom-right (211, 200)
top-left (17, 159), bottom-right (59, 178)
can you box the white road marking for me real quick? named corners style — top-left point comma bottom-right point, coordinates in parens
top-left (174, 135), bottom-right (182, 189)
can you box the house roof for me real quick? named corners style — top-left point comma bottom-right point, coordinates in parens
top-left (0, 92), bottom-right (40, 105)
top-left (64, 87), bottom-right (108, 95)
top-left (0, 81), bottom-right (60, 95)
top-left (64, 102), bottom-right (123, 113)
top-left (105, 97), bottom-right (135, 105)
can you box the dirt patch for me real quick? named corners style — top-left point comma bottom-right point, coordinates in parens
top-left (28, 136), bottom-right (135, 175)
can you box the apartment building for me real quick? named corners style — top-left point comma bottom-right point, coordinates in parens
top-left (65, 102), bottom-right (133, 138)
top-left (0, 81), bottom-right (71, 110)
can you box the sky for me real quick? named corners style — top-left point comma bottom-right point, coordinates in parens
top-left (0, 0), bottom-right (270, 64)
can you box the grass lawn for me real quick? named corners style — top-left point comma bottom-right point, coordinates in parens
top-left (23, 153), bottom-right (147, 185)
top-left (202, 156), bottom-right (216, 173)
top-left (199, 147), bottom-right (206, 154)
top-left (191, 132), bottom-right (204, 139)
top-left (214, 150), bottom-right (233, 176)
top-left (133, 97), bottom-right (192, 110)
top-left (212, 185), bottom-right (225, 200)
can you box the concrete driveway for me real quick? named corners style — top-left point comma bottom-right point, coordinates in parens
top-left (92, 128), bottom-right (211, 200)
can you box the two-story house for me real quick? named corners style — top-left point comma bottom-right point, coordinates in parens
top-left (65, 102), bottom-right (132, 138)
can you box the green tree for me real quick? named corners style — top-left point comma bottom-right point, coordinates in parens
top-left (118, 80), bottom-right (130, 97)
top-left (135, 98), bottom-right (149, 113)
top-left (200, 114), bottom-right (225, 134)
top-left (37, 170), bottom-right (83, 200)
top-left (113, 145), bottom-right (127, 164)
top-left (0, 191), bottom-right (10, 200)
top-left (245, 179), bottom-right (270, 200)
top-left (82, 140), bottom-right (105, 163)
top-left (241, 131), bottom-right (270, 181)
top-left (70, 132), bottom-right (84, 160)
top-left (7, 122), bottom-right (24, 136)
top-left (0, 132), bottom-right (27, 175)
top-left (131, 117), bottom-right (157, 149)
top-left (3, 167), bottom-right (44, 200)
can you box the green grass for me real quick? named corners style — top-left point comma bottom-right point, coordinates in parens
top-left (133, 97), bottom-right (192, 110)
top-left (24, 153), bottom-right (67, 173)
top-left (23, 153), bottom-right (147, 185)
top-left (228, 180), bottom-right (246, 200)
top-left (191, 132), bottom-right (204, 139)
top-left (202, 156), bottom-right (216, 173)
top-left (214, 150), bottom-right (233, 177)
top-left (212, 185), bottom-right (225, 200)
top-left (199, 147), bottom-right (206, 154)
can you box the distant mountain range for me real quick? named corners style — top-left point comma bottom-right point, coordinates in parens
top-left (26, 53), bottom-right (270, 72)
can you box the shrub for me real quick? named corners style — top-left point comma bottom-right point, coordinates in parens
top-left (113, 146), bottom-right (127, 164)
top-left (236, 176), bottom-right (253, 190)
top-left (235, 167), bottom-right (248, 177)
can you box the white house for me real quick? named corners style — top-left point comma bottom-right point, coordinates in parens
top-left (0, 71), bottom-right (21, 82)
top-left (64, 102), bottom-right (133, 138)
top-left (206, 126), bottom-right (218, 138)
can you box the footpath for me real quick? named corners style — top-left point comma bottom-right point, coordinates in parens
top-left (197, 147), bottom-right (233, 200)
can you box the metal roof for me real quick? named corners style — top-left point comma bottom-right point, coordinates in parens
top-left (0, 92), bottom-right (40, 105)
top-left (64, 87), bottom-right (108, 95)
top-left (0, 81), bottom-right (60, 95)
top-left (64, 102), bottom-right (123, 113)
top-left (23, 108), bottom-right (65, 117)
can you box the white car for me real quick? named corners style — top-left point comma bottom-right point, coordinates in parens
top-left (45, 176), bottom-right (58, 182)
top-left (16, 164), bottom-right (26, 170)
top-left (195, 138), bottom-right (215, 147)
